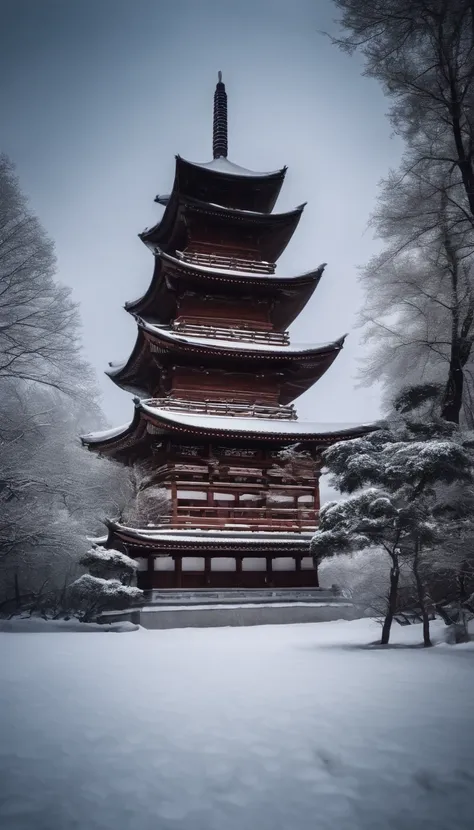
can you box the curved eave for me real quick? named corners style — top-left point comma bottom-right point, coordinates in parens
top-left (141, 321), bottom-right (344, 360)
top-left (139, 197), bottom-right (305, 261)
top-left (82, 401), bottom-right (378, 461)
top-left (177, 155), bottom-right (286, 181)
top-left (80, 406), bottom-right (148, 458)
top-left (106, 324), bottom-right (345, 402)
top-left (176, 155), bottom-right (287, 212)
top-left (140, 404), bottom-right (378, 444)
top-left (183, 197), bottom-right (305, 229)
top-left (125, 250), bottom-right (325, 329)
top-left (139, 188), bottom-right (179, 251)
top-left (105, 520), bottom-right (313, 553)
top-left (158, 248), bottom-right (322, 282)
top-left (105, 328), bottom-right (151, 396)
top-left (139, 154), bottom-right (289, 252)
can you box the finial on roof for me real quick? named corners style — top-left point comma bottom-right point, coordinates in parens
top-left (213, 72), bottom-right (228, 158)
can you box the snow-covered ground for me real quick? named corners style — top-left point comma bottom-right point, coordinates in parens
top-left (1, 618), bottom-right (473, 830)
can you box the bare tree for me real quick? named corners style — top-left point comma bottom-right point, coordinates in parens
top-left (331, 0), bottom-right (474, 423)
top-left (333, 1), bottom-right (474, 218)
top-left (0, 155), bottom-right (132, 614)
top-left (359, 180), bottom-right (474, 424)
top-left (0, 155), bottom-right (89, 393)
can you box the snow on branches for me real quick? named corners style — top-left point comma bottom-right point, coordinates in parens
top-left (312, 417), bottom-right (474, 645)
top-left (70, 545), bottom-right (143, 622)
top-left (69, 574), bottom-right (142, 623)
top-left (80, 547), bottom-right (138, 582)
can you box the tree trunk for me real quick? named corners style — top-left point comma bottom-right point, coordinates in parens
top-left (441, 353), bottom-right (463, 424)
top-left (413, 540), bottom-right (432, 647)
top-left (381, 557), bottom-right (399, 645)
top-left (458, 558), bottom-right (473, 602)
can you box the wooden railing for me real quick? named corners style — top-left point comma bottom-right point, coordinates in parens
top-left (173, 518), bottom-right (317, 531)
top-left (128, 508), bottom-right (319, 531)
top-left (177, 250), bottom-right (276, 275)
top-left (173, 321), bottom-right (289, 346)
top-left (145, 397), bottom-right (297, 420)
top-left (173, 505), bottom-right (318, 529)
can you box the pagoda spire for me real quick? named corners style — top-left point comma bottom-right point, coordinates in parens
top-left (213, 71), bottom-right (228, 159)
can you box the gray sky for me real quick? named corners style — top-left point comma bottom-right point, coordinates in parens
top-left (1, 0), bottom-right (401, 426)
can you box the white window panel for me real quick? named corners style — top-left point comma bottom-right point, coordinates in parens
top-left (242, 557), bottom-right (266, 571)
top-left (272, 557), bottom-right (296, 571)
top-left (177, 490), bottom-right (207, 500)
top-left (182, 557), bottom-right (205, 571)
top-left (154, 556), bottom-right (174, 571)
top-left (211, 557), bottom-right (236, 572)
top-left (135, 557), bottom-right (148, 572)
top-left (301, 557), bottom-right (314, 570)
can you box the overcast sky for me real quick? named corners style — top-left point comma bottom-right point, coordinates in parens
top-left (1, 0), bottom-right (402, 427)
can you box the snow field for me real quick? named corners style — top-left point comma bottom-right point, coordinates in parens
top-left (0, 618), bottom-right (473, 830)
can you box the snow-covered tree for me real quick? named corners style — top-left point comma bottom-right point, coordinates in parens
top-left (121, 460), bottom-right (170, 526)
top-left (312, 416), bottom-right (474, 645)
top-left (80, 547), bottom-right (139, 585)
top-left (331, 2), bottom-right (474, 424)
top-left (357, 186), bottom-right (474, 425)
top-left (0, 154), bottom-right (133, 615)
top-left (0, 385), bottom-right (133, 613)
top-left (333, 2), bottom-right (474, 221)
top-left (69, 545), bottom-right (143, 622)
top-left (68, 574), bottom-right (142, 624)
top-left (0, 155), bottom-right (90, 394)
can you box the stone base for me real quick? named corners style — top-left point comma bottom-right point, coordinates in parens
top-left (138, 602), bottom-right (357, 629)
top-left (144, 587), bottom-right (345, 606)
top-left (101, 588), bottom-right (357, 629)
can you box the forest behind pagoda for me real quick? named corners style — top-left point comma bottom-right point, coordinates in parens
top-left (0, 155), bottom-right (165, 619)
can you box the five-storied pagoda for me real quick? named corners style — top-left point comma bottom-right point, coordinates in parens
top-left (82, 75), bottom-right (372, 591)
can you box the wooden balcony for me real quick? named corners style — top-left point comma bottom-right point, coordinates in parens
top-left (173, 321), bottom-right (289, 346)
top-left (145, 397), bottom-right (297, 420)
top-left (177, 249), bottom-right (276, 274)
top-left (171, 505), bottom-right (318, 531)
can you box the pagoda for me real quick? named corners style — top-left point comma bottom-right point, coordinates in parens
top-left (82, 74), bottom-right (372, 592)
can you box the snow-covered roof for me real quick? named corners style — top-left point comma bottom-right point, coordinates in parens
top-left (110, 522), bottom-right (313, 546)
top-left (140, 322), bottom-right (343, 356)
top-left (140, 404), bottom-right (375, 438)
top-left (158, 250), bottom-right (324, 283)
top-left (184, 197), bottom-right (305, 221)
top-left (81, 423), bottom-right (132, 444)
top-left (179, 155), bottom-right (286, 179)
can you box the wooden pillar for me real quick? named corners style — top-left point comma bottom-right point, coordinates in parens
top-left (236, 556), bottom-right (243, 587)
top-left (171, 480), bottom-right (178, 525)
top-left (147, 555), bottom-right (155, 590)
top-left (207, 486), bottom-right (214, 525)
top-left (174, 555), bottom-right (182, 588)
top-left (314, 473), bottom-right (321, 516)
top-left (264, 488), bottom-right (270, 520)
top-left (314, 558), bottom-right (320, 588)
top-left (295, 556), bottom-right (302, 573)
top-left (205, 556), bottom-right (211, 586)
top-left (266, 556), bottom-right (273, 587)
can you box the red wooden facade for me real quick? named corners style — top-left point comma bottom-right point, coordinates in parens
top-left (82, 75), bottom-right (373, 591)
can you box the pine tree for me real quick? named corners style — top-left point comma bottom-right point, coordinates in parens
top-left (312, 413), bottom-right (473, 645)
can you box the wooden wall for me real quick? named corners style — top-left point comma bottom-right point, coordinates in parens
top-left (170, 368), bottom-right (279, 405)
